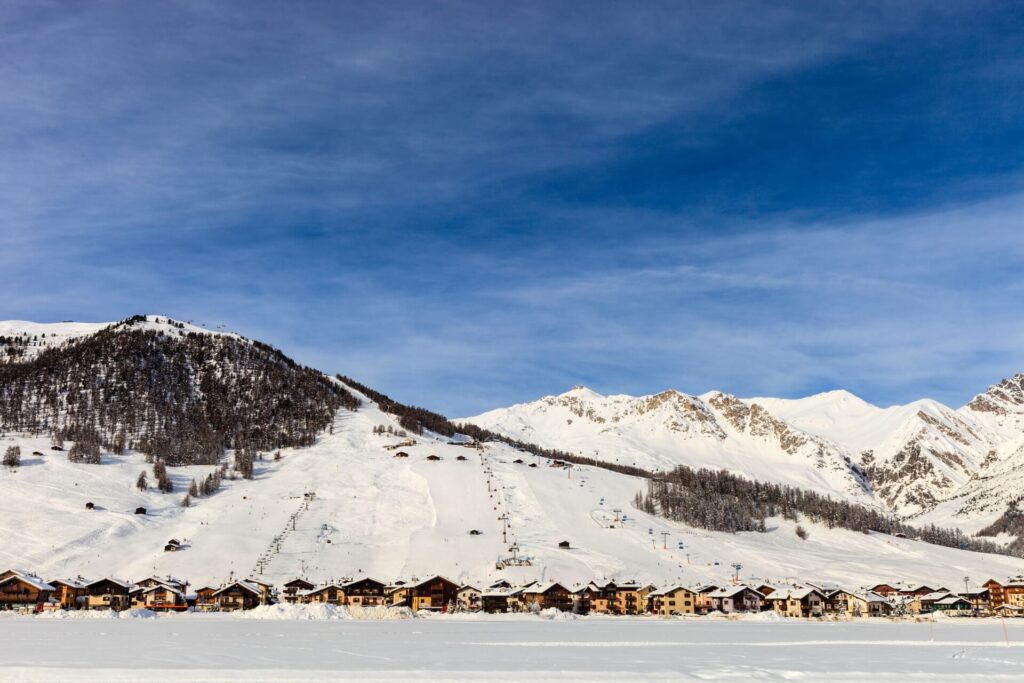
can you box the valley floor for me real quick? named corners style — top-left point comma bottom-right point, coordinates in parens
top-left (2, 615), bottom-right (1024, 681)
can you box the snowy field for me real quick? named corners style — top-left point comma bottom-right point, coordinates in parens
top-left (2, 614), bottom-right (1024, 681)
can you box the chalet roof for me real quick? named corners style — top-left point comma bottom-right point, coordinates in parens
top-left (481, 590), bottom-right (511, 598)
top-left (343, 577), bottom-right (386, 588)
top-left (49, 577), bottom-right (90, 589)
top-left (457, 585), bottom-right (481, 593)
top-left (522, 581), bottom-right (567, 595)
top-left (935, 596), bottom-right (971, 606)
top-left (806, 581), bottom-right (843, 594)
top-left (85, 577), bottom-right (131, 589)
top-left (136, 584), bottom-right (184, 598)
top-left (918, 591), bottom-right (955, 602)
top-left (708, 585), bottom-right (763, 599)
top-left (649, 586), bottom-right (693, 597)
top-left (409, 575), bottom-right (457, 589)
top-left (133, 576), bottom-right (186, 590)
top-left (764, 587), bottom-right (824, 601)
top-left (0, 571), bottom-right (55, 592)
top-left (213, 581), bottom-right (260, 597)
top-left (304, 582), bottom-right (347, 595)
top-left (284, 578), bottom-right (315, 588)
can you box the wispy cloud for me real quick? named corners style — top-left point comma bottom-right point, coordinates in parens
top-left (1, 2), bottom-right (1023, 415)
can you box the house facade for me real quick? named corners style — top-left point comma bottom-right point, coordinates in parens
top-left (648, 586), bottom-right (696, 616)
top-left (708, 586), bottom-right (763, 613)
top-left (0, 571), bottom-right (54, 610)
top-left (344, 578), bottom-right (387, 607)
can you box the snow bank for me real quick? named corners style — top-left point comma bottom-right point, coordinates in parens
top-left (348, 605), bottom-right (415, 620)
top-left (36, 608), bottom-right (157, 620)
top-left (738, 610), bottom-right (785, 622)
top-left (238, 603), bottom-right (416, 620)
top-left (537, 607), bottom-right (578, 620)
top-left (236, 603), bottom-right (352, 620)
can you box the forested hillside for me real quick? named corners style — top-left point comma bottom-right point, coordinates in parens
top-left (0, 316), bottom-right (359, 465)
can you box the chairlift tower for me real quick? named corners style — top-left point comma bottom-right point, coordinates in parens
top-left (731, 563), bottom-right (742, 584)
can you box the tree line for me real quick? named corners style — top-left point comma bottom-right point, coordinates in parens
top-left (637, 465), bottom-right (1016, 557)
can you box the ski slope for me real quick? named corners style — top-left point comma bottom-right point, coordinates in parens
top-left (2, 384), bottom-right (1023, 590)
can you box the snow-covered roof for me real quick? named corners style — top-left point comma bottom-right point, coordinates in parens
top-left (0, 571), bottom-right (55, 592)
top-left (522, 581), bottom-right (566, 594)
top-left (649, 586), bottom-right (692, 597)
top-left (708, 585), bottom-right (761, 598)
top-left (765, 587), bottom-right (824, 601)
top-left (49, 577), bottom-right (90, 589)
top-left (137, 584), bottom-right (184, 598)
top-left (918, 591), bottom-right (955, 602)
top-left (935, 596), bottom-right (970, 606)
top-left (85, 577), bottom-right (131, 589)
top-left (213, 581), bottom-right (260, 596)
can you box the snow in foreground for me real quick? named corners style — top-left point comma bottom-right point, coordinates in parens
top-left (2, 616), bottom-right (1024, 681)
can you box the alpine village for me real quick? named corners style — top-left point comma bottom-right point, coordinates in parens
top-left (3, 567), bottom-right (1024, 620)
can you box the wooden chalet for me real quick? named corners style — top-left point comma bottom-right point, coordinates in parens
top-left (0, 570), bottom-right (54, 610)
top-left (822, 589), bottom-right (869, 617)
top-left (282, 578), bottom-right (314, 604)
top-left (344, 577), bottom-right (387, 607)
top-left (959, 587), bottom-right (991, 612)
top-left (456, 585), bottom-right (482, 612)
top-left (985, 577), bottom-right (1024, 610)
top-left (193, 586), bottom-right (219, 611)
top-left (578, 582), bottom-right (616, 614)
top-left (693, 584), bottom-right (720, 614)
top-left (764, 587), bottom-right (826, 618)
top-left (868, 583), bottom-right (900, 596)
top-left (866, 592), bottom-right (894, 617)
top-left (520, 582), bottom-right (576, 612)
top-left (305, 582), bottom-right (347, 605)
top-left (49, 578), bottom-right (89, 609)
top-left (400, 576), bottom-right (460, 611)
top-left (212, 581), bottom-right (265, 611)
top-left (909, 591), bottom-right (959, 614)
top-left (481, 590), bottom-right (510, 613)
top-left (83, 578), bottom-right (131, 611)
top-left (648, 586), bottom-right (697, 616)
top-left (707, 585), bottom-right (763, 613)
top-left (932, 595), bottom-right (972, 614)
top-left (130, 577), bottom-right (188, 611)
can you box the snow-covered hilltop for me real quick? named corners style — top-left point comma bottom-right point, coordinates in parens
top-left (0, 314), bottom-right (238, 364)
top-left (461, 379), bottom-right (1024, 532)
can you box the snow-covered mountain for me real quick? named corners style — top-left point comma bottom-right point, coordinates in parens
top-left (1, 315), bottom-right (1023, 591)
top-left (462, 379), bottom-right (1024, 530)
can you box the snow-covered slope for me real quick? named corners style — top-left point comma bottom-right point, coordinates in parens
top-left (2, 387), bottom-right (1020, 591)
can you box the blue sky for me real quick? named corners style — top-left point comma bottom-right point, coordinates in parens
top-left (2, 1), bottom-right (1024, 416)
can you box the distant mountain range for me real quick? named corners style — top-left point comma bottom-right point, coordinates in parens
top-left (461, 377), bottom-right (1024, 534)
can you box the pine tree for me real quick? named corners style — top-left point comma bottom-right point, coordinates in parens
top-left (2, 445), bottom-right (20, 468)
top-left (136, 471), bottom-right (147, 491)
top-left (181, 493), bottom-right (191, 508)
top-left (189, 479), bottom-right (199, 497)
